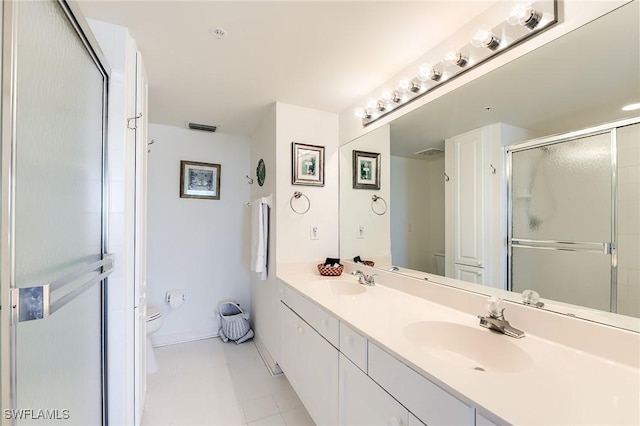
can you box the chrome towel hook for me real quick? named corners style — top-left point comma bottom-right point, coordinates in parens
top-left (371, 195), bottom-right (387, 215)
top-left (290, 191), bottom-right (311, 214)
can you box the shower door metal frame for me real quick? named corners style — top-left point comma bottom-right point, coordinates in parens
top-left (506, 116), bottom-right (640, 314)
top-left (0, 0), bottom-right (111, 423)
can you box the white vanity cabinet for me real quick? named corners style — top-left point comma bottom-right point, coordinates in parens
top-left (279, 285), bottom-right (339, 425)
top-left (279, 282), bottom-right (500, 426)
top-left (339, 353), bottom-right (414, 426)
top-left (445, 123), bottom-right (531, 289)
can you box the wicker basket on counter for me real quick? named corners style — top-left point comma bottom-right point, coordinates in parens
top-left (317, 264), bottom-right (344, 276)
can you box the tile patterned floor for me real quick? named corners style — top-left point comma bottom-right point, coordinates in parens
top-left (141, 338), bottom-right (314, 426)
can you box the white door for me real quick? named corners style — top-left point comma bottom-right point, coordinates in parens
top-left (1, 1), bottom-right (111, 423)
top-left (134, 50), bottom-right (149, 424)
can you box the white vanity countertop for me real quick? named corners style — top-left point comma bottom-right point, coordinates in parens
top-left (277, 269), bottom-right (640, 426)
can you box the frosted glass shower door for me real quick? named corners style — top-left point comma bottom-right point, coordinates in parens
top-left (509, 132), bottom-right (614, 311)
top-left (1, 1), bottom-right (110, 424)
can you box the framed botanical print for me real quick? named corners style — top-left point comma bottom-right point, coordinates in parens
top-left (292, 142), bottom-right (324, 186)
top-left (353, 150), bottom-right (380, 190)
top-left (180, 160), bottom-right (221, 199)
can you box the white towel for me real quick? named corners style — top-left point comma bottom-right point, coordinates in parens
top-left (250, 198), bottom-right (269, 280)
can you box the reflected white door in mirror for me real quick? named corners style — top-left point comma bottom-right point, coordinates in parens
top-left (445, 123), bottom-right (531, 289)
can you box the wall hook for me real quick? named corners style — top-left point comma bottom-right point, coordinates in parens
top-left (444, 172), bottom-right (450, 182)
top-left (147, 139), bottom-right (155, 153)
top-left (490, 164), bottom-right (497, 174)
top-left (246, 175), bottom-right (254, 184)
top-left (127, 113), bottom-right (143, 130)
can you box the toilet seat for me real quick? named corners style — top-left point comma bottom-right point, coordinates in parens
top-left (147, 305), bottom-right (161, 322)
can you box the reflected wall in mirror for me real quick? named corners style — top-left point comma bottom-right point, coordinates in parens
top-left (339, 1), bottom-right (640, 330)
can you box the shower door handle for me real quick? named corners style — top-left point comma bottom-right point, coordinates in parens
top-left (10, 254), bottom-right (113, 324)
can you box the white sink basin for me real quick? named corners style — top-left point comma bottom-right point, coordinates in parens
top-left (312, 280), bottom-right (366, 295)
top-left (403, 321), bottom-right (533, 373)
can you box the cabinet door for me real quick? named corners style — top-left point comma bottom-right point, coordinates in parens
top-left (451, 129), bottom-right (485, 268)
top-left (305, 321), bottom-right (339, 426)
top-left (453, 264), bottom-right (486, 285)
top-left (339, 354), bottom-right (408, 426)
top-left (280, 302), bottom-right (338, 426)
top-left (279, 303), bottom-right (303, 394)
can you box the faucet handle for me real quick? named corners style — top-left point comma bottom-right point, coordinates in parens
top-left (486, 296), bottom-right (505, 318)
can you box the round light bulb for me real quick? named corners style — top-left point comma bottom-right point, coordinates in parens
top-left (354, 107), bottom-right (365, 119)
top-left (366, 100), bottom-right (377, 110)
top-left (418, 64), bottom-right (432, 82)
top-left (397, 77), bottom-right (411, 93)
top-left (381, 89), bottom-right (393, 101)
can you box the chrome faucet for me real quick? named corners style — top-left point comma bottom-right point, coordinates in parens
top-left (351, 270), bottom-right (376, 286)
top-left (388, 266), bottom-right (400, 272)
top-left (478, 297), bottom-right (525, 339)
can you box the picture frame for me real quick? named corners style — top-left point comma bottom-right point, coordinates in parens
top-left (292, 142), bottom-right (324, 186)
top-left (353, 150), bottom-right (380, 190)
top-left (180, 160), bottom-right (221, 200)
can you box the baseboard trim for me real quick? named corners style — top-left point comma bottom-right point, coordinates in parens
top-left (151, 329), bottom-right (218, 347)
top-left (254, 335), bottom-right (282, 376)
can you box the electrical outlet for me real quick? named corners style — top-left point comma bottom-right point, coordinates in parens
top-left (311, 224), bottom-right (320, 240)
top-left (357, 225), bottom-right (365, 239)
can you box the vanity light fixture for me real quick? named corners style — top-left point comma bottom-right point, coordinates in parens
top-left (354, 1), bottom-right (557, 126)
top-left (508, 4), bottom-right (542, 30)
top-left (472, 26), bottom-right (501, 50)
top-left (444, 49), bottom-right (469, 68)
top-left (409, 80), bottom-right (422, 93)
top-left (418, 64), bottom-right (442, 82)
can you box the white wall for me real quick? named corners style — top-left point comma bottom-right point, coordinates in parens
top-left (249, 104), bottom-right (281, 371)
top-left (390, 155), bottom-right (444, 273)
top-left (147, 124), bottom-right (251, 345)
top-left (88, 19), bottom-right (138, 425)
top-left (339, 125), bottom-right (391, 264)
top-left (275, 103), bottom-right (340, 263)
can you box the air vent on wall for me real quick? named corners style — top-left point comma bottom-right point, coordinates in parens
top-left (185, 121), bottom-right (217, 132)
top-left (414, 147), bottom-right (444, 156)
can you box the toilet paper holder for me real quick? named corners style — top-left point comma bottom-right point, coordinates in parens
top-left (165, 290), bottom-right (186, 309)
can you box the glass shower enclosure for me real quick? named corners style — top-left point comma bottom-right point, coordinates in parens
top-left (507, 125), bottom-right (618, 313)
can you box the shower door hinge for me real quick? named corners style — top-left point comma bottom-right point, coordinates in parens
top-left (9, 284), bottom-right (51, 325)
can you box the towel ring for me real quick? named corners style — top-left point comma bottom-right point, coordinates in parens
top-left (371, 195), bottom-right (387, 216)
top-left (290, 191), bottom-right (310, 214)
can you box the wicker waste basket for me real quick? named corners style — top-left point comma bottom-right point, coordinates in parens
top-left (218, 301), bottom-right (254, 344)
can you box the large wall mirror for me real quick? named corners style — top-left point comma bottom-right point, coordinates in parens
top-left (339, 1), bottom-right (640, 331)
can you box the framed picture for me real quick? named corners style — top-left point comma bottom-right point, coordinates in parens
top-left (180, 160), bottom-right (221, 199)
top-left (292, 142), bottom-right (324, 186)
top-left (353, 150), bottom-right (380, 190)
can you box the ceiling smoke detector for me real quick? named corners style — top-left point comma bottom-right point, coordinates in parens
top-left (186, 121), bottom-right (218, 132)
top-left (414, 147), bottom-right (444, 156)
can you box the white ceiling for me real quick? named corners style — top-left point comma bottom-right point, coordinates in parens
top-left (77, 1), bottom-right (497, 136)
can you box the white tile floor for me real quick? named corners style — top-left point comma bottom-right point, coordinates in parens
top-left (142, 338), bottom-right (315, 426)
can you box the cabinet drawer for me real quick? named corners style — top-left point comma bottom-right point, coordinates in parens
top-left (368, 343), bottom-right (474, 426)
top-left (280, 281), bottom-right (339, 347)
top-left (339, 322), bottom-right (367, 373)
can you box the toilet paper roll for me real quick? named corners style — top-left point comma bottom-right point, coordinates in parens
top-left (167, 291), bottom-right (184, 310)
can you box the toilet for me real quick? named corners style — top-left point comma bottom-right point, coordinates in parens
top-left (146, 304), bottom-right (164, 374)
top-left (434, 252), bottom-right (445, 276)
